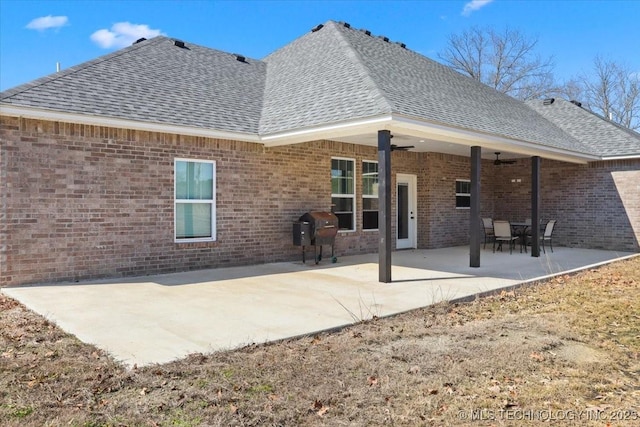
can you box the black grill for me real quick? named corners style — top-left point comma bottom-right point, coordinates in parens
top-left (292, 211), bottom-right (338, 264)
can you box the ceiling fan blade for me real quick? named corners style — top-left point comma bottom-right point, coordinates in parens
top-left (391, 144), bottom-right (415, 151)
top-left (493, 151), bottom-right (515, 165)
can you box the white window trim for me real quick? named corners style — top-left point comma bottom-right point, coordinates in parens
top-left (455, 178), bottom-right (471, 210)
top-left (331, 156), bottom-right (356, 232)
top-left (362, 160), bottom-right (379, 231)
top-left (174, 158), bottom-right (216, 243)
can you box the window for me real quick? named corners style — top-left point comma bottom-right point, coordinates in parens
top-left (455, 179), bottom-right (471, 209)
top-left (362, 161), bottom-right (379, 230)
top-left (175, 159), bottom-right (216, 242)
top-left (331, 158), bottom-right (355, 231)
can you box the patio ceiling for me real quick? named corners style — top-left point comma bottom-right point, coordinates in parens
top-left (259, 114), bottom-right (599, 164)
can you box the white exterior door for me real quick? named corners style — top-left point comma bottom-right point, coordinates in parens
top-left (396, 173), bottom-right (417, 249)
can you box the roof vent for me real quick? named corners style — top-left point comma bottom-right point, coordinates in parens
top-left (543, 98), bottom-right (555, 105)
top-left (173, 40), bottom-right (186, 48)
top-left (570, 100), bottom-right (582, 107)
top-left (395, 42), bottom-right (407, 49)
top-left (341, 22), bottom-right (351, 28)
top-left (133, 37), bottom-right (147, 44)
top-left (379, 36), bottom-right (390, 42)
top-left (233, 54), bottom-right (247, 63)
top-left (360, 29), bottom-right (372, 36)
top-left (311, 24), bottom-right (324, 32)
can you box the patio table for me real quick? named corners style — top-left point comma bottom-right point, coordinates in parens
top-left (510, 222), bottom-right (530, 253)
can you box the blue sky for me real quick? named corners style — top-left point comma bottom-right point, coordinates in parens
top-left (0, 0), bottom-right (639, 92)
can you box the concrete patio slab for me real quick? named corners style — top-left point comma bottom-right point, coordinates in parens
top-left (2, 246), bottom-right (636, 368)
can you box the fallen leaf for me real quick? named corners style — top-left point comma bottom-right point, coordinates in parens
top-left (530, 352), bottom-right (545, 362)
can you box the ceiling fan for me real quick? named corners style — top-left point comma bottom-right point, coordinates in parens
top-left (388, 135), bottom-right (415, 151)
top-left (391, 144), bottom-right (415, 151)
top-left (494, 152), bottom-right (516, 165)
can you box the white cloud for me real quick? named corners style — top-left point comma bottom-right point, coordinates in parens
top-left (26, 15), bottom-right (68, 31)
top-left (462, 0), bottom-right (494, 16)
top-left (90, 22), bottom-right (163, 49)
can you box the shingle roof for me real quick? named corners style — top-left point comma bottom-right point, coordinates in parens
top-left (525, 98), bottom-right (640, 157)
top-left (2, 20), bottom-right (639, 158)
top-left (1, 37), bottom-right (266, 134)
top-left (261, 22), bottom-right (392, 134)
top-left (263, 21), bottom-right (585, 153)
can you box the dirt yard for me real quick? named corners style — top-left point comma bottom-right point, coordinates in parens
top-left (1, 256), bottom-right (639, 426)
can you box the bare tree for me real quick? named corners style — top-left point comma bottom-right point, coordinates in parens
top-left (439, 26), bottom-right (558, 100)
top-left (577, 56), bottom-right (640, 130)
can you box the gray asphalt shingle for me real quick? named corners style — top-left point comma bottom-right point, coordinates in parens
top-left (260, 22), bottom-right (392, 134)
top-left (2, 20), bottom-right (639, 157)
top-left (1, 37), bottom-right (266, 134)
top-left (525, 98), bottom-right (640, 157)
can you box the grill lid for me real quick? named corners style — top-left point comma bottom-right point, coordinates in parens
top-left (299, 211), bottom-right (338, 228)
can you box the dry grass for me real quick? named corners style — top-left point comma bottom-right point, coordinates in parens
top-left (1, 256), bottom-right (639, 426)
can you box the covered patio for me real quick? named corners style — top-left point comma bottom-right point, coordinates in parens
top-left (3, 246), bottom-right (635, 368)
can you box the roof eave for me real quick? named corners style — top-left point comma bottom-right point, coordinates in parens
top-left (601, 154), bottom-right (640, 161)
top-left (0, 104), bottom-right (261, 143)
top-left (1, 104), bottom-right (612, 164)
top-left (259, 114), bottom-right (394, 145)
top-left (260, 113), bottom-right (598, 164)
top-left (391, 115), bottom-right (599, 164)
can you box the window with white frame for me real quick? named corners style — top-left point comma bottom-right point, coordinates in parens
top-left (362, 161), bottom-right (379, 230)
top-left (175, 159), bottom-right (216, 242)
top-left (331, 157), bottom-right (355, 231)
top-left (455, 179), bottom-right (471, 209)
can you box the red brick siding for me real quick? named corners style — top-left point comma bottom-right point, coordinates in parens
top-left (0, 117), bottom-right (418, 286)
top-left (421, 153), bottom-right (496, 248)
top-left (493, 158), bottom-right (640, 251)
top-left (2, 116), bottom-right (638, 286)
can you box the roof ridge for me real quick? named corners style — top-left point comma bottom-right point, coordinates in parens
top-left (327, 21), bottom-right (394, 114)
top-left (1, 36), bottom-right (168, 100)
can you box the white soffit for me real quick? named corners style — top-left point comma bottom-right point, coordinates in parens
top-left (260, 114), bottom-right (597, 164)
top-left (1, 105), bottom-right (601, 164)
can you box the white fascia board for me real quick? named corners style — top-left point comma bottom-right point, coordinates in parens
top-left (259, 115), bottom-right (394, 146)
top-left (390, 115), bottom-right (598, 164)
top-left (601, 154), bottom-right (640, 161)
top-left (0, 104), bottom-right (261, 143)
top-left (260, 113), bottom-right (598, 164)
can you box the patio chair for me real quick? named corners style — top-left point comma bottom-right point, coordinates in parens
top-left (541, 220), bottom-right (557, 253)
top-left (525, 219), bottom-right (557, 253)
top-left (482, 217), bottom-right (495, 249)
top-left (493, 220), bottom-right (519, 254)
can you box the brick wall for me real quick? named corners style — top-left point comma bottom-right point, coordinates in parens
top-left (493, 158), bottom-right (640, 252)
top-left (420, 153), bottom-right (496, 248)
top-left (2, 116), bottom-right (637, 286)
top-left (0, 117), bottom-right (420, 286)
